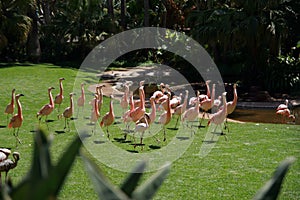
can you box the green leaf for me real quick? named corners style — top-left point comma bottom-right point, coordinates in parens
top-left (30, 127), bottom-right (53, 180)
top-left (46, 133), bottom-right (82, 197)
top-left (81, 152), bottom-right (129, 200)
top-left (120, 161), bottom-right (147, 197)
top-left (132, 162), bottom-right (171, 200)
top-left (253, 156), bottom-right (296, 200)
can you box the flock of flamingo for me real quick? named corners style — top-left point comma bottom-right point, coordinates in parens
top-left (2, 76), bottom-right (297, 149)
top-left (0, 76), bottom-right (297, 185)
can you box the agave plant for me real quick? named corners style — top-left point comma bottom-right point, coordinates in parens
top-left (81, 154), bottom-right (171, 200)
top-left (253, 156), bottom-right (296, 200)
top-left (0, 128), bottom-right (82, 199)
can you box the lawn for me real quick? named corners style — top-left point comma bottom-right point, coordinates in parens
top-left (0, 63), bottom-right (299, 199)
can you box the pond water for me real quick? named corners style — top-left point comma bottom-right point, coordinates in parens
top-left (229, 107), bottom-right (300, 125)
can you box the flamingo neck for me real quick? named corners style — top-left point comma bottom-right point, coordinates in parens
top-left (139, 87), bottom-right (145, 110)
top-left (109, 98), bottom-right (114, 116)
top-left (81, 86), bottom-right (85, 99)
top-left (222, 95), bottom-right (227, 113)
top-left (16, 97), bottom-right (22, 117)
top-left (211, 86), bottom-right (215, 106)
top-left (206, 83), bottom-right (211, 98)
top-left (59, 81), bottom-right (63, 95)
top-left (233, 87), bottom-right (238, 104)
top-left (49, 90), bottom-right (54, 106)
top-left (129, 96), bottom-right (134, 111)
top-left (94, 98), bottom-right (99, 116)
top-left (70, 95), bottom-right (74, 109)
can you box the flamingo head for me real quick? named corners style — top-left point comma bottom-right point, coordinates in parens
top-left (12, 88), bottom-right (16, 93)
top-left (59, 77), bottom-right (65, 81)
top-left (16, 94), bottom-right (24, 99)
top-left (13, 152), bottom-right (20, 161)
top-left (48, 87), bottom-right (55, 91)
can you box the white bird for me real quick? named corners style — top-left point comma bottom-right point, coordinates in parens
top-left (134, 115), bottom-right (150, 149)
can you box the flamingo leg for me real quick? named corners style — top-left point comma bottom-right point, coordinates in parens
top-left (174, 115), bottom-right (180, 129)
top-left (106, 127), bottom-right (110, 138)
top-left (198, 112), bottom-right (205, 128)
top-left (163, 126), bottom-right (166, 142)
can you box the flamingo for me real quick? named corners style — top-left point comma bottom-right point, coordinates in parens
top-left (0, 152), bottom-right (20, 184)
top-left (276, 108), bottom-right (295, 123)
top-left (0, 148), bottom-right (11, 162)
top-left (199, 83), bottom-right (215, 127)
top-left (96, 85), bottom-right (105, 114)
top-left (134, 115), bottom-right (150, 149)
top-left (77, 83), bottom-right (85, 118)
top-left (122, 94), bottom-right (135, 137)
top-left (208, 92), bottom-right (228, 140)
top-left (277, 99), bottom-right (289, 111)
top-left (4, 88), bottom-right (15, 125)
top-left (100, 95), bottom-right (115, 138)
top-left (158, 93), bottom-right (172, 141)
top-left (129, 85), bottom-right (146, 123)
top-left (8, 94), bottom-right (24, 146)
top-left (173, 90), bottom-right (189, 128)
top-left (224, 83), bottom-right (238, 132)
top-left (200, 80), bottom-right (211, 101)
top-left (120, 84), bottom-right (129, 113)
top-left (152, 83), bottom-right (166, 103)
top-left (182, 91), bottom-right (200, 134)
top-left (90, 94), bottom-right (100, 134)
top-left (37, 87), bottom-right (55, 124)
top-left (54, 78), bottom-right (65, 112)
top-left (62, 93), bottom-right (75, 131)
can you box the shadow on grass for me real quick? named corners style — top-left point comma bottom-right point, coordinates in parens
top-left (0, 125), bottom-right (7, 128)
top-left (94, 140), bottom-right (105, 144)
top-left (149, 145), bottom-right (161, 149)
top-left (55, 130), bottom-right (66, 134)
top-left (127, 150), bottom-right (139, 153)
top-left (176, 136), bottom-right (190, 141)
top-left (114, 137), bottom-right (132, 143)
top-left (45, 119), bottom-right (55, 123)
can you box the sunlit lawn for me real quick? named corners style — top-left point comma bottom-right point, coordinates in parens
top-left (0, 63), bottom-right (299, 199)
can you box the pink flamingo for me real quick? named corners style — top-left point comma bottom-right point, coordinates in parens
top-left (90, 94), bottom-right (100, 134)
top-left (208, 92), bottom-right (228, 140)
top-left (8, 94), bottom-right (24, 146)
top-left (77, 83), bottom-right (85, 118)
top-left (277, 99), bottom-right (288, 111)
top-left (129, 85), bottom-right (146, 123)
top-left (199, 83), bottom-right (215, 127)
top-left (158, 93), bottom-right (172, 141)
top-left (152, 83), bottom-right (166, 103)
top-left (182, 91), bottom-right (200, 134)
top-left (37, 87), bottom-right (55, 123)
top-left (173, 90), bottom-right (189, 128)
top-left (199, 80), bottom-right (211, 101)
top-left (4, 89), bottom-right (15, 125)
top-left (62, 93), bottom-right (75, 131)
top-left (54, 78), bottom-right (65, 112)
top-left (224, 83), bottom-right (238, 132)
top-left (276, 108), bottom-right (295, 123)
top-left (120, 84), bottom-right (129, 113)
top-left (100, 95), bottom-right (115, 138)
top-left (122, 94), bottom-right (135, 138)
top-left (96, 85), bottom-right (105, 114)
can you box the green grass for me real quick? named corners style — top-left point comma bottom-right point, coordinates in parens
top-left (0, 63), bottom-right (299, 199)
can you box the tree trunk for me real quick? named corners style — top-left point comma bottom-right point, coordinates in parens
top-left (107, 0), bottom-right (114, 19)
top-left (144, 0), bottom-right (149, 27)
top-left (27, 6), bottom-right (41, 63)
top-left (120, 0), bottom-right (126, 29)
top-left (41, 0), bottom-right (51, 24)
